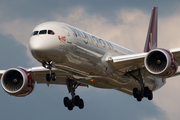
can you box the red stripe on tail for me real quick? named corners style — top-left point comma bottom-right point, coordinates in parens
top-left (144, 7), bottom-right (158, 52)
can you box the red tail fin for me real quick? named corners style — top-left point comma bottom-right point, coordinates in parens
top-left (144, 7), bottom-right (158, 52)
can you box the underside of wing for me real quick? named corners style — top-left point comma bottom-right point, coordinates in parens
top-left (28, 67), bottom-right (88, 87)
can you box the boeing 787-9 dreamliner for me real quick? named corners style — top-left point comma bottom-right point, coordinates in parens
top-left (1, 7), bottom-right (180, 110)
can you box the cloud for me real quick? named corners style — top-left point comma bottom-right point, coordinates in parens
top-left (153, 77), bottom-right (180, 120)
top-left (152, 14), bottom-right (180, 119)
top-left (158, 14), bottom-right (180, 49)
top-left (53, 7), bottom-right (150, 53)
top-left (1, 5), bottom-right (180, 119)
top-left (0, 33), bottom-right (32, 69)
top-left (0, 15), bottom-right (44, 66)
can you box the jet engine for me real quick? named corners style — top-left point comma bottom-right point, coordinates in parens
top-left (144, 48), bottom-right (178, 77)
top-left (1, 67), bottom-right (35, 97)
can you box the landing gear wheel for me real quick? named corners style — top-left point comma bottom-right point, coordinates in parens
top-left (74, 95), bottom-right (80, 106)
top-left (68, 103), bottom-right (74, 111)
top-left (51, 73), bottom-right (56, 81)
top-left (144, 87), bottom-right (150, 97)
top-left (148, 90), bottom-right (153, 100)
top-left (64, 78), bottom-right (84, 110)
top-left (79, 99), bottom-right (84, 109)
top-left (144, 87), bottom-right (153, 100)
top-left (46, 74), bottom-right (51, 82)
top-left (128, 69), bottom-right (154, 102)
top-left (64, 97), bottom-right (69, 107)
top-left (136, 95), bottom-right (142, 102)
top-left (133, 88), bottom-right (138, 98)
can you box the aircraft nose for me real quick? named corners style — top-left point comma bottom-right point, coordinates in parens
top-left (29, 36), bottom-right (45, 51)
top-left (29, 36), bottom-right (47, 61)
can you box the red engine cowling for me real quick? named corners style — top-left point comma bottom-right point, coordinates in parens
top-left (1, 67), bottom-right (35, 97)
top-left (144, 48), bottom-right (178, 77)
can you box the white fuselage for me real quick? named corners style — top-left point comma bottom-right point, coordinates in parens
top-left (29, 22), bottom-right (165, 95)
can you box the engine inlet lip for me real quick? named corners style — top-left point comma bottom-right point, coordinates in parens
top-left (144, 48), bottom-right (171, 75)
top-left (1, 68), bottom-right (28, 94)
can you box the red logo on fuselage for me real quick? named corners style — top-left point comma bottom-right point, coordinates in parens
top-left (58, 35), bottom-right (66, 43)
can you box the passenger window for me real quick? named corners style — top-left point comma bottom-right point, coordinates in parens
top-left (39, 30), bottom-right (47, 35)
top-left (32, 31), bottom-right (38, 36)
top-left (48, 30), bottom-right (55, 35)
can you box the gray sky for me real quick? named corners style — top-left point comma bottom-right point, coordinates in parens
top-left (0, 0), bottom-right (180, 120)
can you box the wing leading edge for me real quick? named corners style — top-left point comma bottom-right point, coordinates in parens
top-left (108, 53), bottom-right (147, 73)
top-left (108, 48), bottom-right (180, 76)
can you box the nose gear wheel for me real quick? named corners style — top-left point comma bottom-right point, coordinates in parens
top-left (42, 61), bottom-right (56, 82)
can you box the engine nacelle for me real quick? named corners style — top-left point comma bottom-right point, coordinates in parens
top-left (144, 48), bottom-right (178, 77)
top-left (1, 67), bottom-right (35, 97)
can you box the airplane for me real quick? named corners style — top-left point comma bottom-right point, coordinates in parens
top-left (0, 7), bottom-right (180, 111)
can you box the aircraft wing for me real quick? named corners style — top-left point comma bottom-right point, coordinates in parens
top-left (170, 48), bottom-right (180, 64)
top-left (108, 48), bottom-right (180, 76)
top-left (170, 48), bottom-right (180, 77)
top-left (108, 53), bottom-right (147, 73)
top-left (0, 70), bottom-right (5, 78)
top-left (0, 66), bottom-right (88, 87)
top-left (28, 67), bottom-right (88, 87)
top-left (28, 67), bottom-right (68, 85)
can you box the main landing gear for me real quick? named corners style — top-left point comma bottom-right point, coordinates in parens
top-left (128, 69), bottom-right (153, 102)
top-left (64, 78), bottom-right (84, 111)
top-left (43, 61), bottom-right (56, 82)
top-left (43, 62), bottom-right (84, 110)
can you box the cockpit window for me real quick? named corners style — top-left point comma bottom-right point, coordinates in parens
top-left (32, 31), bottom-right (38, 36)
top-left (39, 30), bottom-right (47, 35)
top-left (48, 30), bottom-right (55, 35)
top-left (31, 30), bottom-right (54, 36)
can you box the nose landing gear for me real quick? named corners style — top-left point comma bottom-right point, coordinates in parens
top-left (42, 61), bottom-right (56, 82)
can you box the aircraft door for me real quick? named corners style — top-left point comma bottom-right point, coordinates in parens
top-left (62, 27), bottom-right (71, 44)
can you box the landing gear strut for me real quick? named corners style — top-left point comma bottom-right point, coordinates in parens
top-left (42, 61), bottom-right (56, 82)
top-left (63, 78), bottom-right (84, 110)
top-left (128, 69), bottom-right (153, 102)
